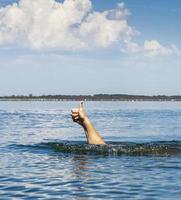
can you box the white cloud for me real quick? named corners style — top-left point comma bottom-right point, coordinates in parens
top-left (0, 0), bottom-right (180, 56)
top-left (124, 41), bottom-right (141, 53)
top-left (0, 0), bottom-right (135, 50)
top-left (123, 39), bottom-right (180, 57)
top-left (143, 40), bottom-right (180, 57)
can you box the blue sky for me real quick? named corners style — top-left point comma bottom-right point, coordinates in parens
top-left (0, 0), bottom-right (181, 96)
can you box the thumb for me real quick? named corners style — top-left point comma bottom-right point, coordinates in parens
top-left (79, 101), bottom-right (84, 111)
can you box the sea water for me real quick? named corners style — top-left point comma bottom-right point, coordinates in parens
top-left (0, 101), bottom-right (181, 199)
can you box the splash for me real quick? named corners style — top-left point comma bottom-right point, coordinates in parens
top-left (48, 140), bottom-right (181, 156)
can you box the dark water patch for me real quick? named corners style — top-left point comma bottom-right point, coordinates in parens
top-left (47, 140), bottom-right (181, 156)
top-left (6, 140), bottom-right (181, 156)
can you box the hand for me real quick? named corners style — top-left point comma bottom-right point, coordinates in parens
top-left (71, 101), bottom-right (87, 126)
top-left (71, 101), bottom-right (106, 145)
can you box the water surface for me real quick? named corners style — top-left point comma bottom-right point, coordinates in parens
top-left (0, 101), bottom-right (181, 199)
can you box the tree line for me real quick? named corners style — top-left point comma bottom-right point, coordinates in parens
top-left (0, 94), bottom-right (181, 101)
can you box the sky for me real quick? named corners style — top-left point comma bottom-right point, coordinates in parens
top-left (0, 0), bottom-right (181, 96)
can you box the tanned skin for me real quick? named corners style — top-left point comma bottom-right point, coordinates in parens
top-left (71, 102), bottom-right (106, 145)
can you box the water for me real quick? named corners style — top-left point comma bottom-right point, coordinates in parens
top-left (0, 101), bottom-right (181, 199)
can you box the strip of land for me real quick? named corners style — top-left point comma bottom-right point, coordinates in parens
top-left (0, 94), bottom-right (181, 101)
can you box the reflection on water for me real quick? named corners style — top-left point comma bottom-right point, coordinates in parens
top-left (0, 101), bottom-right (181, 199)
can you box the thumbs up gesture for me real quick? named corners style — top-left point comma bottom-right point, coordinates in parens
top-left (71, 101), bottom-right (87, 126)
top-left (71, 101), bottom-right (106, 145)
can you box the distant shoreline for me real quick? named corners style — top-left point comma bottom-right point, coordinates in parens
top-left (0, 94), bottom-right (181, 101)
top-left (0, 99), bottom-right (179, 102)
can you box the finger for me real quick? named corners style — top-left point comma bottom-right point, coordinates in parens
top-left (74, 116), bottom-right (79, 120)
top-left (71, 113), bottom-right (79, 117)
top-left (72, 118), bottom-right (77, 122)
top-left (72, 118), bottom-right (80, 122)
top-left (71, 108), bottom-right (79, 113)
top-left (79, 101), bottom-right (84, 111)
top-left (72, 114), bottom-right (79, 119)
top-left (72, 115), bottom-right (79, 120)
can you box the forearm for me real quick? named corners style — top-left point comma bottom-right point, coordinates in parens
top-left (71, 102), bottom-right (106, 145)
top-left (82, 117), bottom-right (106, 145)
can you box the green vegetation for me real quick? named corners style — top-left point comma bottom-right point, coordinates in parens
top-left (0, 94), bottom-right (181, 101)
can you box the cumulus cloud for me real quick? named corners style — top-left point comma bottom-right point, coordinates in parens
top-left (0, 0), bottom-right (180, 56)
top-left (123, 39), bottom-right (180, 57)
top-left (0, 0), bottom-right (135, 50)
top-left (143, 40), bottom-right (180, 57)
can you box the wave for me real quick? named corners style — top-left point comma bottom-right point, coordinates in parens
top-left (7, 140), bottom-right (181, 156)
top-left (47, 140), bottom-right (181, 156)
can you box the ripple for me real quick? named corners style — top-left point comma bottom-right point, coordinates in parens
top-left (1, 101), bottom-right (181, 199)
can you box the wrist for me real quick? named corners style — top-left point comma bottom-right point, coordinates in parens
top-left (83, 116), bottom-right (92, 126)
